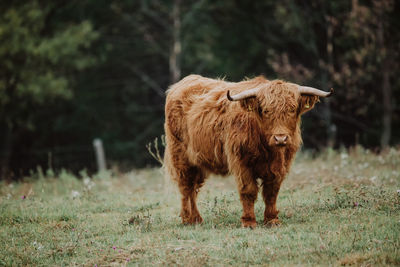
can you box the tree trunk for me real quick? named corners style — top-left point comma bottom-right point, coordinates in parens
top-left (324, 15), bottom-right (336, 148)
top-left (169, 0), bottom-right (182, 84)
top-left (0, 126), bottom-right (13, 180)
top-left (377, 9), bottom-right (391, 149)
top-left (380, 62), bottom-right (391, 149)
top-left (1, 74), bottom-right (17, 180)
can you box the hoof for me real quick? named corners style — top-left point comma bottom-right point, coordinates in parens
top-left (191, 215), bottom-right (203, 224)
top-left (264, 218), bottom-right (281, 227)
top-left (181, 215), bottom-right (190, 225)
top-left (241, 220), bottom-right (257, 229)
top-left (182, 215), bottom-right (203, 225)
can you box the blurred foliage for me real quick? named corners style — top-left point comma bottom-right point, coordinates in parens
top-left (0, 0), bottom-right (399, 178)
top-left (0, 1), bottom-right (97, 121)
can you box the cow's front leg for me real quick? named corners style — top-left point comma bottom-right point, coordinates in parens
top-left (262, 180), bottom-right (282, 226)
top-left (237, 177), bottom-right (258, 228)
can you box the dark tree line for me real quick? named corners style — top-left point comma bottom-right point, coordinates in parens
top-left (1, 0), bottom-right (399, 179)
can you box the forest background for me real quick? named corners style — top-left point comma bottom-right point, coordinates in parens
top-left (1, 0), bottom-right (399, 179)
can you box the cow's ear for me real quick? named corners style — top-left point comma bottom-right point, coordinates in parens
top-left (239, 97), bottom-right (259, 113)
top-left (298, 95), bottom-right (319, 115)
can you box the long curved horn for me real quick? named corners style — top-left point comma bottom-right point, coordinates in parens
top-left (298, 86), bottom-right (334, 97)
top-left (227, 88), bottom-right (260, 101)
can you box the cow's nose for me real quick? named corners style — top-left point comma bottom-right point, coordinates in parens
top-left (273, 135), bottom-right (288, 145)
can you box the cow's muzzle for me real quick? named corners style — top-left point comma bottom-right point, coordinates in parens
top-left (269, 134), bottom-right (290, 146)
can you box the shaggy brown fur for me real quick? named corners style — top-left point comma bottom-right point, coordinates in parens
top-left (164, 74), bottom-right (320, 227)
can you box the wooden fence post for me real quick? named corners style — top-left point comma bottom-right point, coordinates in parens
top-left (93, 138), bottom-right (107, 172)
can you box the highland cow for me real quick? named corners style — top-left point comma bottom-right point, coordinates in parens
top-left (164, 75), bottom-right (333, 227)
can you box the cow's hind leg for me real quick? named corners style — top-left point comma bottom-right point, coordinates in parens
top-left (164, 139), bottom-right (205, 225)
top-left (173, 164), bottom-right (205, 225)
top-left (189, 176), bottom-right (204, 223)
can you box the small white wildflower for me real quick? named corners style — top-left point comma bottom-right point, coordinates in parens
top-left (32, 241), bottom-right (43, 250)
top-left (71, 190), bottom-right (80, 199)
top-left (83, 177), bottom-right (95, 190)
top-left (293, 168), bottom-right (302, 175)
top-left (265, 247), bottom-right (274, 255)
top-left (358, 163), bottom-right (369, 169)
top-left (83, 177), bottom-right (90, 186)
top-left (333, 166), bottom-right (339, 171)
top-left (340, 153), bottom-right (348, 166)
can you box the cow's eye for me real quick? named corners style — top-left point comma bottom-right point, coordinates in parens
top-left (287, 106), bottom-right (297, 114)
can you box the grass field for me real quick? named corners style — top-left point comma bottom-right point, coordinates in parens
top-left (1, 147), bottom-right (399, 266)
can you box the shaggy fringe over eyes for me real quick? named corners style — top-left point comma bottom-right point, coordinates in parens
top-left (259, 81), bottom-right (299, 114)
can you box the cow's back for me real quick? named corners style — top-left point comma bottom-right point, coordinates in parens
top-left (165, 75), bottom-right (224, 144)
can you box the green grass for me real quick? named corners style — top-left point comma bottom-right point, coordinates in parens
top-left (1, 147), bottom-right (399, 266)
